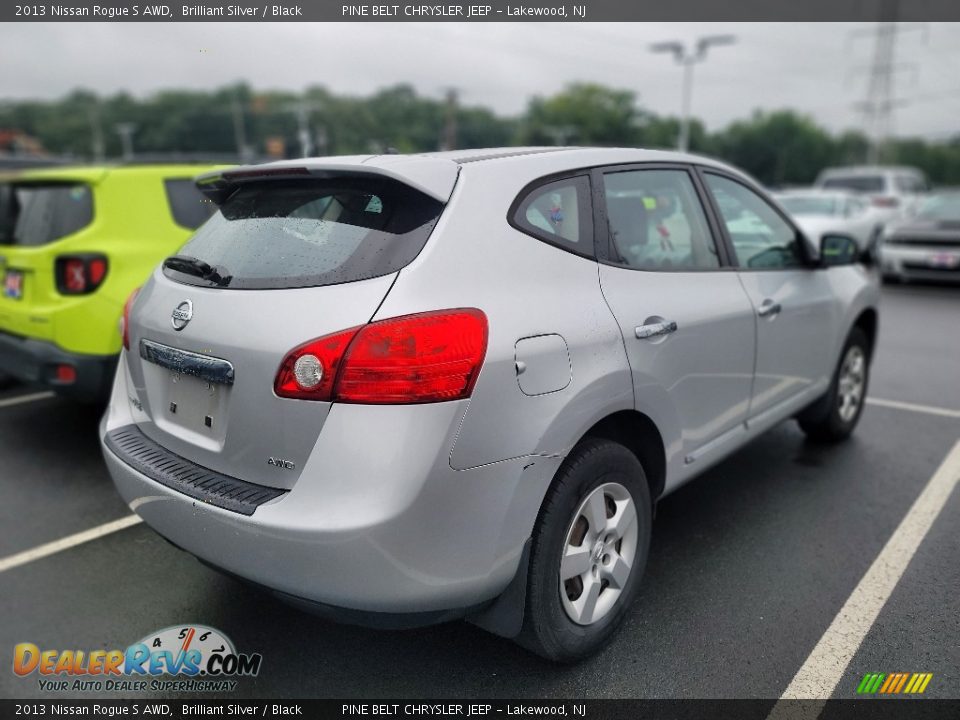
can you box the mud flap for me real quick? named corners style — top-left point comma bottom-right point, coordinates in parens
top-left (466, 538), bottom-right (531, 639)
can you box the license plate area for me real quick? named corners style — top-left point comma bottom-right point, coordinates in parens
top-left (165, 371), bottom-right (227, 436)
top-left (139, 339), bottom-right (234, 444)
top-left (3, 269), bottom-right (24, 300)
top-left (928, 251), bottom-right (960, 269)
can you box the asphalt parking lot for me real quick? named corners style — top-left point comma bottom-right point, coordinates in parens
top-left (1, 283), bottom-right (958, 701)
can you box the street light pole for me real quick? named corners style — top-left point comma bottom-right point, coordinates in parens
top-left (650, 34), bottom-right (737, 153)
top-left (283, 100), bottom-right (323, 158)
top-left (678, 57), bottom-right (696, 154)
top-left (114, 123), bottom-right (136, 161)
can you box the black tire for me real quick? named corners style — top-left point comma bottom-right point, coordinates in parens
top-left (518, 438), bottom-right (652, 662)
top-left (798, 327), bottom-right (870, 443)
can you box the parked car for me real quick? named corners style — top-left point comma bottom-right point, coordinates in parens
top-left (774, 188), bottom-right (886, 250)
top-left (879, 190), bottom-right (960, 283)
top-left (813, 165), bottom-right (929, 225)
top-left (0, 163), bottom-right (225, 401)
top-left (101, 148), bottom-right (879, 661)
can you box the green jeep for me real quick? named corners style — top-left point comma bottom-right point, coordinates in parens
top-left (0, 164), bottom-right (226, 401)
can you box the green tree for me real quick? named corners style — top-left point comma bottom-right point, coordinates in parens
top-left (518, 83), bottom-right (641, 146)
top-left (711, 110), bottom-right (836, 186)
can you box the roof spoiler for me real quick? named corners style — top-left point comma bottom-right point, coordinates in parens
top-left (195, 158), bottom-right (459, 205)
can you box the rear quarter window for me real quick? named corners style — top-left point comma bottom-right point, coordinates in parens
top-left (0, 182), bottom-right (93, 246)
top-left (510, 175), bottom-right (594, 258)
top-left (164, 177), bottom-right (444, 290)
top-left (164, 178), bottom-right (218, 230)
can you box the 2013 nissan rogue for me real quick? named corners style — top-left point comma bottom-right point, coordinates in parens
top-left (100, 148), bottom-right (880, 661)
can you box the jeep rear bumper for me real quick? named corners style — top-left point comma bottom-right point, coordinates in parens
top-left (0, 330), bottom-right (116, 402)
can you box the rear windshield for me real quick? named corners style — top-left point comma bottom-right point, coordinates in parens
top-left (164, 177), bottom-right (444, 290)
top-left (0, 182), bottom-right (94, 246)
top-left (820, 176), bottom-right (885, 193)
top-left (164, 178), bottom-right (218, 229)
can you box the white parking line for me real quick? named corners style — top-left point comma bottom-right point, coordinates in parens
top-left (866, 397), bottom-right (960, 420)
top-left (0, 515), bottom-right (143, 574)
top-left (768, 438), bottom-right (960, 715)
top-left (0, 391), bottom-right (56, 409)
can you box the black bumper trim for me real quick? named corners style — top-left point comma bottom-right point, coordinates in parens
top-left (104, 424), bottom-right (287, 515)
top-left (0, 330), bottom-right (116, 401)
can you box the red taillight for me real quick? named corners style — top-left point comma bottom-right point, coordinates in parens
top-left (871, 196), bottom-right (900, 208)
top-left (121, 287), bottom-right (141, 351)
top-left (274, 309), bottom-right (488, 404)
top-left (55, 255), bottom-right (109, 295)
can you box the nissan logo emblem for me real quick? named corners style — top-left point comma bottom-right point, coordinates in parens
top-left (171, 300), bottom-right (193, 331)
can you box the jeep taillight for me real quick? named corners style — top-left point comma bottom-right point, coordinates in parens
top-left (121, 287), bottom-right (141, 351)
top-left (274, 309), bottom-right (488, 404)
top-left (55, 254), bottom-right (108, 295)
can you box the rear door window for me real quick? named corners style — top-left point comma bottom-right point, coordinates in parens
top-left (164, 177), bottom-right (444, 290)
top-left (0, 182), bottom-right (93, 246)
top-left (164, 178), bottom-right (218, 229)
top-left (603, 168), bottom-right (721, 270)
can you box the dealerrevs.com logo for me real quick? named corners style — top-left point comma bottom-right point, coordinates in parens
top-left (13, 625), bottom-right (262, 693)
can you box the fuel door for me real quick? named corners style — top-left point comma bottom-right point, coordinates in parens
top-left (514, 334), bottom-right (571, 397)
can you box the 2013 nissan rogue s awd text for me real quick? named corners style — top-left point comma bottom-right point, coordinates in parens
top-left (100, 147), bottom-right (880, 661)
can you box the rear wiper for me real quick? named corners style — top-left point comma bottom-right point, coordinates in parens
top-left (163, 255), bottom-right (211, 278)
top-left (163, 255), bottom-right (232, 287)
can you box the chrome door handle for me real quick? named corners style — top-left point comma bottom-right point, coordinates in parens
top-left (635, 320), bottom-right (678, 339)
top-left (757, 300), bottom-right (782, 318)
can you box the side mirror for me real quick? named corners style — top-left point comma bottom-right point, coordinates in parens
top-left (820, 234), bottom-right (859, 267)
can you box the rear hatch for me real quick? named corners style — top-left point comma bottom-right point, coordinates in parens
top-left (0, 174), bottom-right (100, 339)
top-left (818, 174), bottom-right (901, 210)
top-left (124, 164), bottom-right (452, 490)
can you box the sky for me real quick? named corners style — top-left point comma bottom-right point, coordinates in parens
top-left (2, 22), bottom-right (960, 139)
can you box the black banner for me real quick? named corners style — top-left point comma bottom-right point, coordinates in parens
top-left (4, 0), bottom-right (960, 22)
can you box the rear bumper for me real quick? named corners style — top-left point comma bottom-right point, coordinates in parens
top-left (100, 361), bottom-right (560, 618)
top-left (0, 330), bottom-right (116, 401)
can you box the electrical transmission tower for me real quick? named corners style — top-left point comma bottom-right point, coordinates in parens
top-left (852, 0), bottom-right (924, 163)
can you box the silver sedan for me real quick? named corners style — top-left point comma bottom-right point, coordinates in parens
top-left (774, 188), bottom-right (887, 251)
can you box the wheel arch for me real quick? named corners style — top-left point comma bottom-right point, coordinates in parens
top-left (581, 409), bottom-right (667, 503)
top-left (853, 307), bottom-right (878, 359)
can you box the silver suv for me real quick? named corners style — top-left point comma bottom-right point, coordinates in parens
top-left (814, 165), bottom-right (929, 224)
top-left (101, 148), bottom-right (880, 661)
